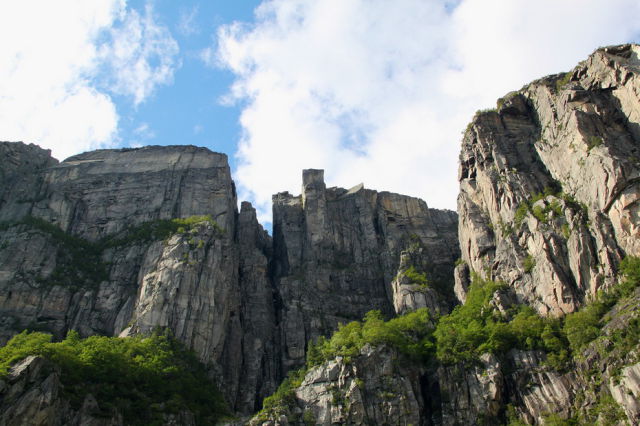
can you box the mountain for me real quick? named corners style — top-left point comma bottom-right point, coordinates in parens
top-left (0, 144), bottom-right (457, 423)
top-left (0, 44), bottom-right (638, 425)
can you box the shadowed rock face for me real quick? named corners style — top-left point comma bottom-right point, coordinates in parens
top-left (0, 143), bottom-right (458, 416)
top-left (272, 169), bottom-right (459, 370)
top-left (0, 143), bottom-right (268, 413)
top-left (457, 44), bottom-right (640, 316)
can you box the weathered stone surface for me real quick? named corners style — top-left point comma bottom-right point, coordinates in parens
top-left (437, 353), bottom-right (504, 425)
top-left (0, 142), bottom-right (58, 224)
top-left (234, 202), bottom-right (280, 413)
top-left (0, 355), bottom-right (126, 426)
top-left (36, 145), bottom-right (237, 240)
top-left (392, 245), bottom-right (452, 315)
top-left (457, 44), bottom-right (640, 315)
top-left (0, 143), bottom-right (272, 413)
top-left (272, 170), bottom-right (459, 370)
top-left (250, 345), bottom-right (425, 426)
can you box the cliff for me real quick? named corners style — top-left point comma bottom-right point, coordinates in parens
top-left (248, 44), bottom-right (640, 425)
top-left (0, 144), bottom-right (458, 419)
top-left (457, 44), bottom-right (640, 316)
top-left (1, 43), bottom-right (639, 426)
top-left (272, 169), bottom-right (459, 370)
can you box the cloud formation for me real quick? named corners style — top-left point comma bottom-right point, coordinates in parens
top-left (216, 0), bottom-right (640, 224)
top-left (98, 4), bottom-right (180, 106)
top-left (0, 1), bottom-right (178, 161)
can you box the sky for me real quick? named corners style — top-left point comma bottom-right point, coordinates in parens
top-left (1, 0), bottom-right (640, 227)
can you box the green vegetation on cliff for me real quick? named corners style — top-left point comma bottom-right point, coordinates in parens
top-left (257, 256), bottom-right (640, 419)
top-left (0, 330), bottom-right (229, 425)
top-left (0, 215), bottom-right (221, 289)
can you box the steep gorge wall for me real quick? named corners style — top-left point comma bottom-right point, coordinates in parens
top-left (0, 143), bottom-right (459, 417)
top-left (457, 44), bottom-right (640, 315)
top-left (272, 169), bottom-right (459, 370)
top-left (0, 144), bottom-right (273, 414)
top-left (248, 44), bottom-right (640, 426)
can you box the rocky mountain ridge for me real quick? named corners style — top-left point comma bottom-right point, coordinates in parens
top-left (0, 142), bottom-right (458, 422)
top-left (0, 43), bottom-right (639, 425)
top-left (248, 44), bottom-right (640, 425)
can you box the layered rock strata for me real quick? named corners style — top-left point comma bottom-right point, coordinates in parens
top-left (457, 44), bottom-right (640, 315)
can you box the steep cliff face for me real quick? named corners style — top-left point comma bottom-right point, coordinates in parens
top-left (0, 356), bottom-right (126, 426)
top-left (458, 44), bottom-right (640, 315)
top-left (249, 45), bottom-right (640, 426)
top-left (272, 169), bottom-right (459, 370)
top-left (0, 143), bottom-right (275, 414)
top-left (0, 143), bottom-right (458, 418)
top-left (4, 44), bottom-right (637, 426)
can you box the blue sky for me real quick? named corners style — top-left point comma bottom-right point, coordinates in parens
top-left (1, 1), bottom-right (640, 225)
top-left (107, 0), bottom-right (262, 166)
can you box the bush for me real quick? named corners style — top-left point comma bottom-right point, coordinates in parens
top-left (404, 266), bottom-right (428, 286)
top-left (433, 276), bottom-right (570, 365)
top-left (618, 255), bottom-right (640, 297)
top-left (563, 303), bottom-right (605, 352)
top-left (586, 136), bottom-right (603, 150)
top-left (0, 330), bottom-right (229, 425)
top-left (523, 255), bottom-right (536, 273)
top-left (0, 331), bottom-right (52, 377)
top-left (307, 308), bottom-right (435, 367)
top-left (555, 72), bottom-right (572, 92)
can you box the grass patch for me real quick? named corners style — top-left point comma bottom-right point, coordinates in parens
top-left (523, 255), bottom-right (536, 274)
top-left (555, 72), bottom-right (573, 92)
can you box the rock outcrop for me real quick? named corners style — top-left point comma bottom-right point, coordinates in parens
top-left (0, 143), bottom-right (458, 418)
top-left (0, 144), bottom-right (272, 414)
top-left (2, 43), bottom-right (639, 426)
top-left (272, 169), bottom-right (459, 370)
top-left (457, 44), bottom-right (640, 315)
top-left (249, 44), bottom-right (640, 426)
top-left (0, 355), bottom-right (126, 426)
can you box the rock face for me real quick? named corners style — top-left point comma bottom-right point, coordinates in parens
top-left (253, 286), bottom-right (640, 426)
top-left (0, 143), bottom-right (458, 418)
top-left (0, 355), bottom-right (126, 426)
top-left (0, 144), bottom-right (272, 414)
top-left (457, 44), bottom-right (640, 315)
top-left (249, 44), bottom-right (640, 426)
top-left (250, 345), bottom-right (426, 426)
top-left (272, 169), bottom-right (459, 370)
top-left (3, 44), bottom-right (639, 426)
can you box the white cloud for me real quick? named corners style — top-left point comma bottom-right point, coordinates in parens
top-left (98, 4), bottom-right (180, 106)
top-left (0, 1), bottom-right (179, 161)
top-left (178, 5), bottom-right (200, 36)
top-left (216, 0), bottom-right (640, 224)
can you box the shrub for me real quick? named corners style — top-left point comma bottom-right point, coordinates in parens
top-left (563, 303), bottom-right (605, 352)
top-left (555, 72), bottom-right (572, 92)
top-left (523, 255), bottom-right (536, 273)
top-left (0, 330), bottom-right (229, 425)
top-left (586, 136), bottom-right (603, 150)
top-left (514, 203), bottom-right (529, 227)
top-left (618, 255), bottom-right (640, 297)
top-left (404, 266), bottom-right (428, 286)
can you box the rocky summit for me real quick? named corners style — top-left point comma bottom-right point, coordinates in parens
top-left (0, 44), bottom-right (639, 426)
